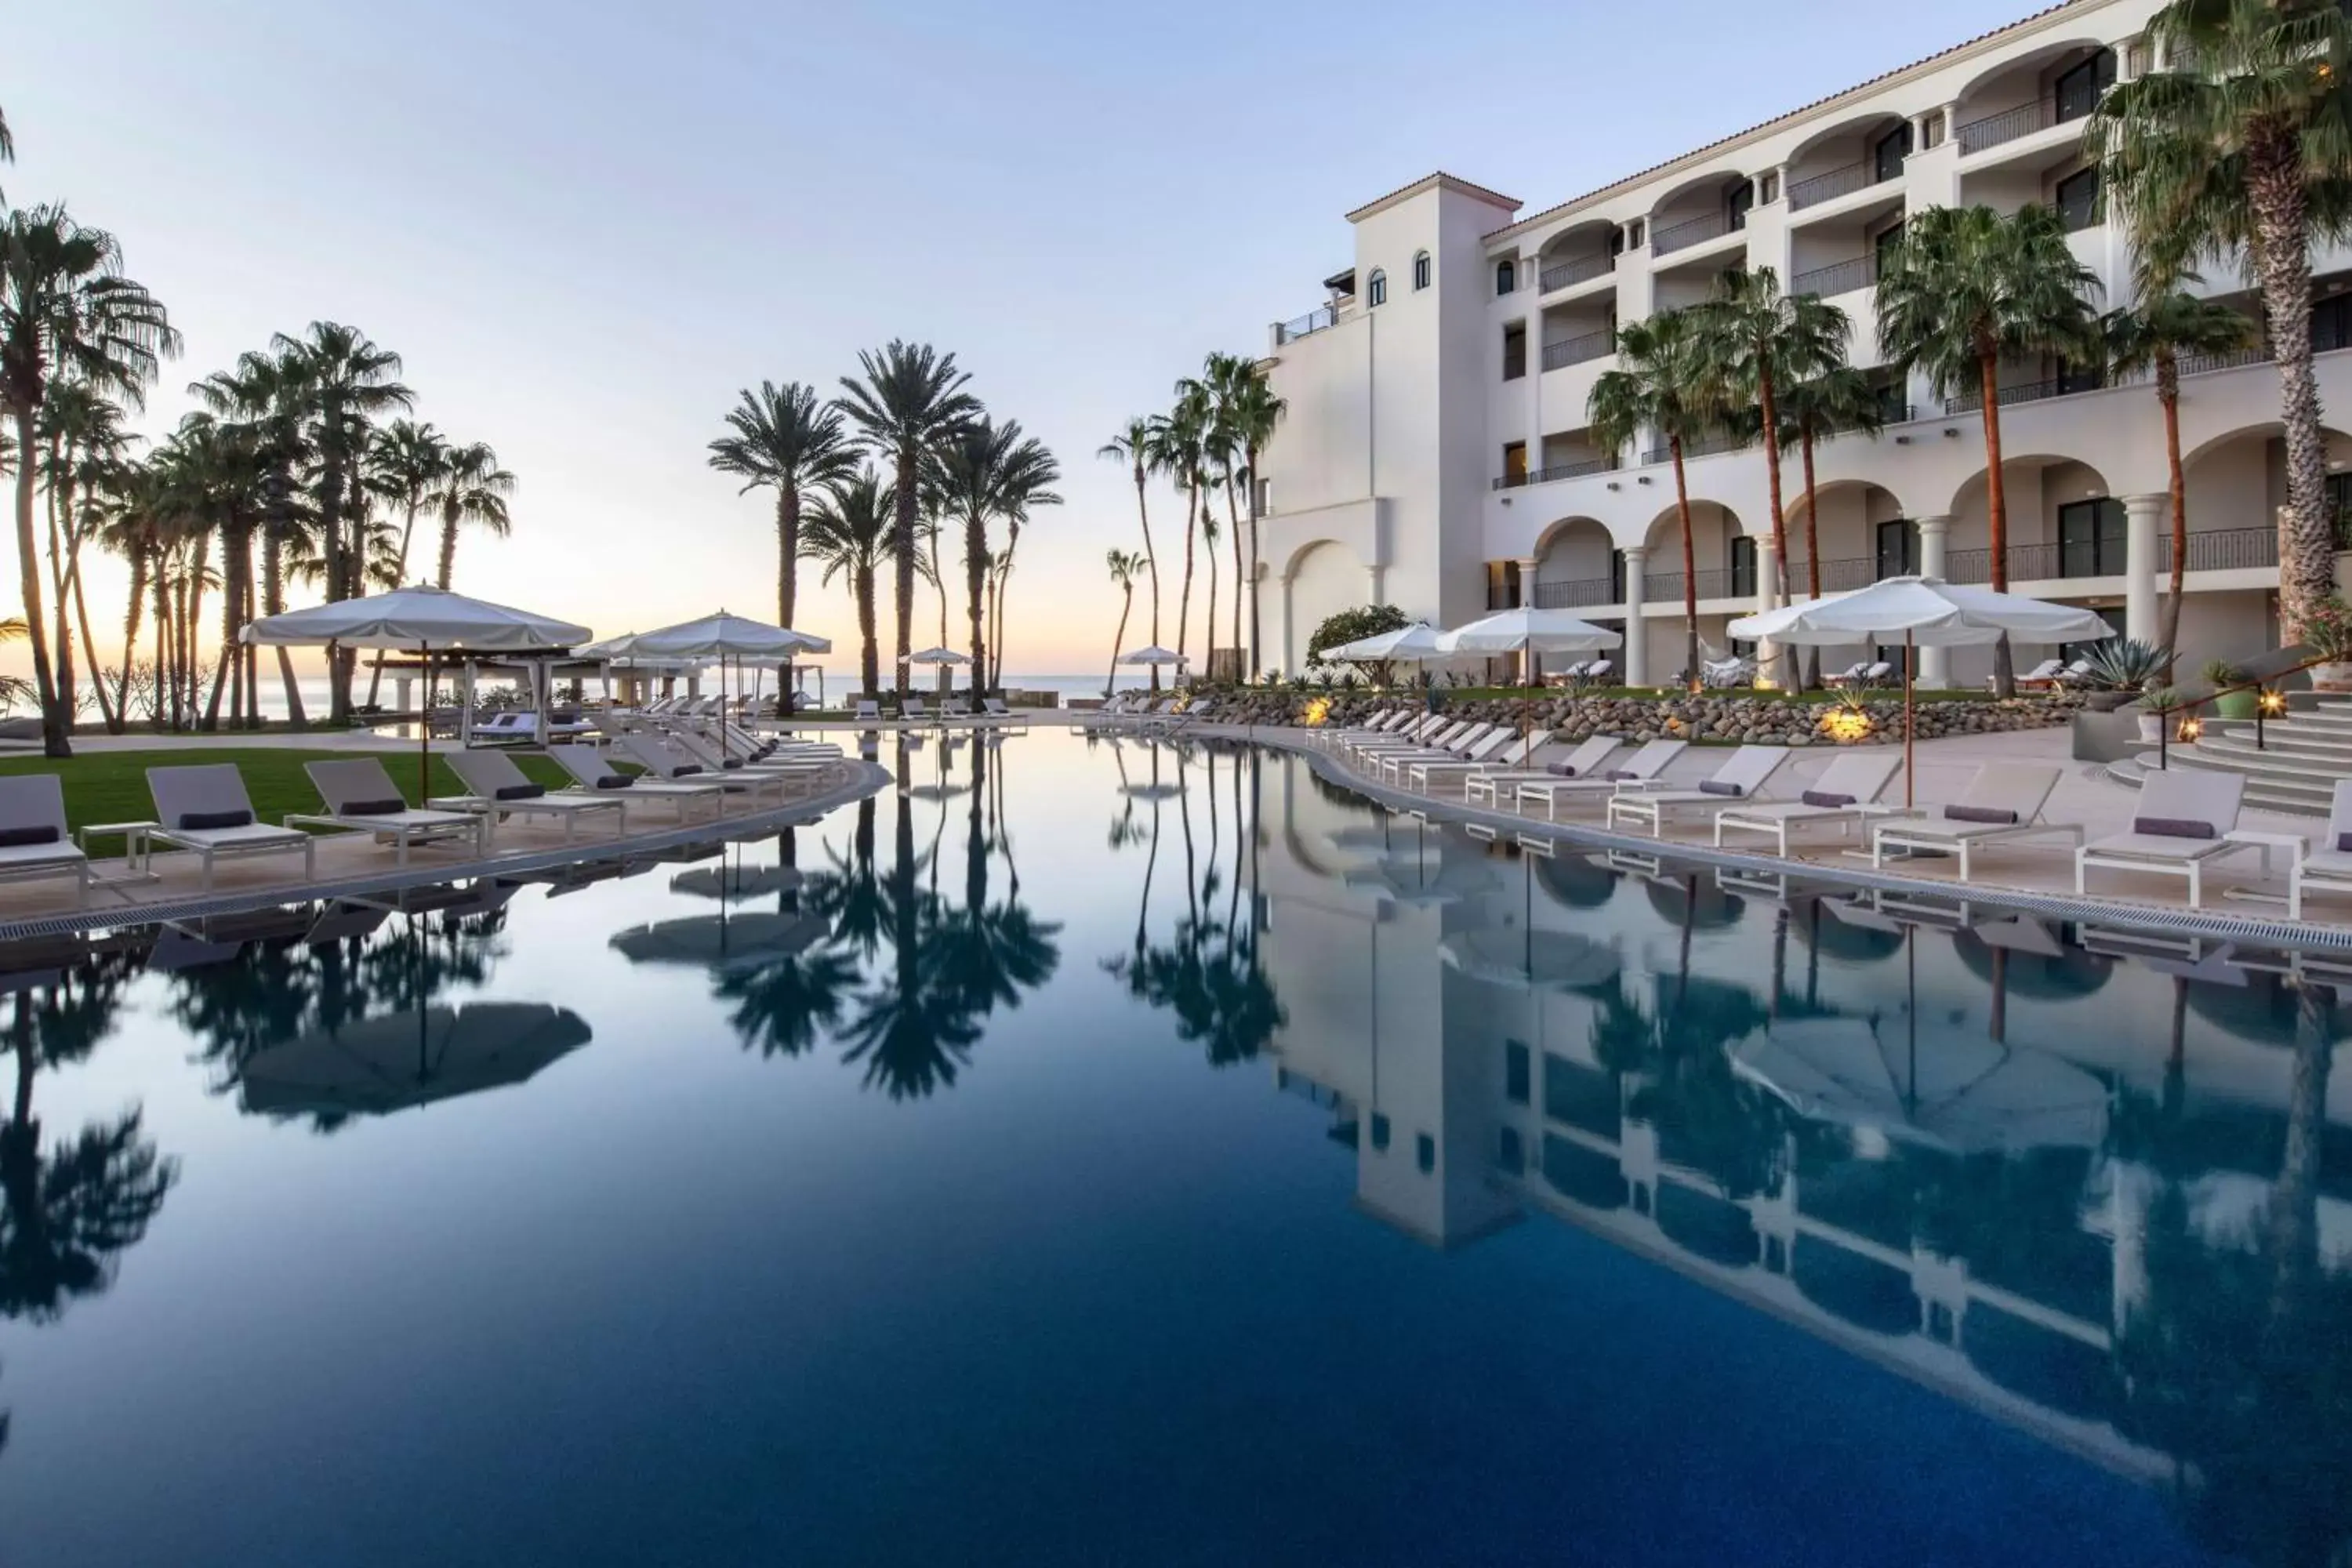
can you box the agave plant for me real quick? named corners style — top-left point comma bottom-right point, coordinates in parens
top-left (2077, 637), bottom-right (2173, 692)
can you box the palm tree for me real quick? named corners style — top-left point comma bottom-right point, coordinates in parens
top-left (35, 383), bottom-right (136, 729)
top-left (1098, 418), bottom-right (1166, 688)
top-left (1875, 203), bottom-right (2100, 695)
top-left (980, 430), bottom-right (1061, 691)
top-left (361, 419), bottom-right (447, 706)
top-left (1774, 365), bottom-right (1886, 687)
top-left (191, 349), bottom-right (314, 724)
top-left (706, 381), bottom-right (855, 641)
top-left (2106, 286), bottom-right (2261, 657)
top-left (801, 467), bottom-right (925, 699)
top-left (1105, 548), bottom-right (1145, 695)
top-left (1210, 357), bottom-right (1286, 677)
top-left (0, 205), bottom-right (179, 754)
top-left (2087, 0), bottom-right (2352, 644)
top-left (834, 343), bottom-right (980, 699)
top-left (1159, 379), bottom-right (1214, 674)
top-left (1589, 310), bottom-right (1716, 689)
top-left (1199, 485), bottom-right (1221, 677)
top-left (928, 417), bottom-right (1059, 697)
top-left (429, 439), bottom-right (513, 590)
top-left (1695, 267), bottom-right (1847, 685)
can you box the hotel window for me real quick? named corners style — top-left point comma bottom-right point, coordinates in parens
top-left (1729, 535), bottom-right (1757, 597)
top-left (2055, 48), bottom-right (2118, 123)
top-left (1416, 1134), bottom-right (1436, 1175)
top-left (1496, 258), bottom-right (1516, 296)
top-left (1727, 180), bottom-right (1755, 231)
top-left (1875, 517), bottom-right (1918, 581)
top-left (1610, 548), bottom-right (1628, 603)
top-left (1502, 325), bottom-right (1527, 381)
top-left (1370, 1113), bottom-right (1391, 1151)
top-left (2328, 472), bottom-right (2352, 546)
top-left (2061, 604), bottom-right (2126, 664)
top-left (1367, 268), bottom-right (1387, 307)
top-left (1758, 171), bottom-right (1780, 205)
top-left (1874, 122), bottom-right (1913, 183)
top-left (2314, 292), bottom-right (2352, 353)
top-left (1919, 109), bottom-right (1945, 149)
top-left (2057, 497), bottom-right (2125, 577)
top-left (2054, 165), bottom-right (2100, 232)
top-left (1412, 250), bottom-right (1431, 290)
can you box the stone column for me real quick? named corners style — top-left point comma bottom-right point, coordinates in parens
top-left (1279, 572), bottom-right (1297, 678)
top-left (1367, 563), bottom-right (1386, 606)
top-left (1755, 538), bottom-right (1786, 685)
top-left (1621, 546), bottom-right (1649, 688)
top-left (2124, 492), bottom-right (2165, 648)
top-left (1518, 556), bottom-right (1543, 683)
top-left (1915, 515), bottom-right (1951, 686)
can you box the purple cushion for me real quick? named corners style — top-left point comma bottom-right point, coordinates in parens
top-left (670, 764), bottom-right (704, 778)
top-left (1605, 768), bottom-right (1640, 781)
top-left (1548, 760), bottom-right (1583, 777)
top-left (179, 808), bottom-right (254, 830)
top-left (1697, 779), bottom-right (1744, 797)
top-left (495, 782), bottom-right (546, 801)
top-left (1943, 804), bottom-right (2017, 825)
top-left (720, 758), bottom-right (745, 770)
top-left (593, 775), bottom-right (634, 790)
top-left (337, 797), bottom-right (407, 817)
top-left (2338, 832), bottom-right (2352, 852)
top-left (2134, 815), bottom-right (2216, 840)
top-left (1801, 790), bottom-right (1856, 808)
top-left (0, 825), bottom-right (60, 848)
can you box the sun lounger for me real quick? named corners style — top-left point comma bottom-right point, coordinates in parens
top-left (617, 734), bottom-right (792, 801)
top-left (1606, 746), bottom-right (1792, 837)
top-left (1711, 752), bottom-right (1904, 855)
top-left (1400, 730), bottom-right (1549, 792)
top-left (147, 764), bottom-right (318, 891)
top-left (1869, 764), bottom-right (2078, 877)
top-left (1341, 714), bottom-right (1448, 758)
top-left (667, 728), bottom-right (838, 777)
top-left (0, 775), bottom-right (91, 906)
top-left (1515, 739), bottom-right (1688, 818)
top-left (855, 699), bottom-right (882, 723)
top-left (1392, 727), bottom-right (1517, 787)
top-left (289, 759), bottom-right (488, 865)
top-left (2075, 769), bottom-right (2250, 909)
top-left (1352, 719), bottom-right (1481, 762)
top-left (444, 750), bottom-right (629, 841)
top-left (2290, 781), bottom-right (2352, 920)
top-left (1464, 735), bottom-right (1623, 806)
top-left (900, 696), bottom-right (930, 721)
top-left (549, 746), bottom-right (724, 819)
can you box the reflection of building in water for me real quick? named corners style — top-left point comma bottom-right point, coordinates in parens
top-left (1247, 753), bottom-right (2352, 1482)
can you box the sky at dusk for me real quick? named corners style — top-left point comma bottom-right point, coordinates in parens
top-left (8, 0), bottom-right (2036, 681)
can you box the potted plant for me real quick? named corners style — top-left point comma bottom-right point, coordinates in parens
top-left (2304, 595), bottom-right (2352, 691)
top-left (2202, 658), bottom-right (2257, 720)
top-left (2137, 684), bottom-right (2181, 744)
top-left (2076, 637), bottom-right (2172, 712)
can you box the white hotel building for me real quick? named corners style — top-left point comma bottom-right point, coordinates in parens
top-left (1255, 0), bottom-right (2352, 688)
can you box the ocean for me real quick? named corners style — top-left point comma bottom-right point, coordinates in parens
top-left (239, 671), bottom-right (1152, 719)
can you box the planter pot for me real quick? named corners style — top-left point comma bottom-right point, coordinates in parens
top-left (2082, 691), bottom-right (2132, 713)
top-left (2137, 713), bottom-right (2165, 743)
top-left (2213, 690), bottom-right (2259, 720)
top-left (2311, 662), bottom-right (2352, 693)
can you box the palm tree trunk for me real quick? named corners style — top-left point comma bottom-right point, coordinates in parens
top-left (1670, 437), bottom-right (1698, 691)
top-left (965, 506), bottom-right (988, 705)
top-left (2158, 360), bottom-right (2188, 658)
top-left (1758, 366), bottom-right (1791, 687)
top-left (111, 545), bottom-right (147, 732)
top-left (1133, 465), bottom-right (1162, 692)
top-left (856, 562), bottom-right (879, 698)
top-left (1246, 443), bottom-right (1263, 679)
top-left (9, 412), bottom-right (67, 757)
top-left (1225, 481), bottom-right (1245, 681)
top-left (1979, 350), bottom-right (2015, 697)
top-left (778, 484), bottom-right (800, 713)
top-left (1800, 426), bottom-right (1822, 690)
top-left (1204, 519), bottom-right (1219, 684)
top-left (1108, 583), bottom-right (1132, 696)
top-left (1176, 477), bottom-right (1197, 679)
top-left (2269, 982), bottom-right (2335, 1318)
top-left (434, 505), bottom-right (459, 591)
top-left (892, 452), bottom-right (917, 699)
top-left (263, 528), bottom-right (305, 725)
top-left (46, 466), bottom-right (78, 731)
top-left (65, 546), bottom-right (118, 732)
top-left (150, 559), bottom-right (169, 731)
top-left (2248, 121), bottom-right (2335, 642)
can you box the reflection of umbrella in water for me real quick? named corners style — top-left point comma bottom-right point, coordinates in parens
top-left (610, 911), bottom-right (831, 975)
top-left (1534, 851), bottom-right (1617, 909)
top-left (669, 865), bottom-right (806, 902)
top-left (1442, 927), bottom-right (1620, 992)
top-left (1730, 1016), bottom-right (2109, 1154)
top-left (1344, 853), bottom-right (1498, 906)
top-left (1798, 899), bottom-right (1906, 963)
top-left (1953, 926), bottom-right (2114, 1001)
top-left (240, 1003), bottom-right (592, 1117)
top-left (1643, 875), bottom-right (1744, 931)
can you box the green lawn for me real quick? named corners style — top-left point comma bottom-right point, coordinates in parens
top-left (0, 748), bottom-right (578, 833)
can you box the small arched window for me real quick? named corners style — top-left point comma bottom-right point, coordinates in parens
top-left (1367, 268), bottom-right (1388, 307)
top-left (1412, 251), bottom-right (1432, 291)
top-left (1496, 258), bottom-right (1517, 296)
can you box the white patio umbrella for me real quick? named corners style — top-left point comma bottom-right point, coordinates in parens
top-left (242, 583), bottom-right (591, 797)
top-left (1436, 606), bottom-right (1622, 684)
top-left (902, 645), bottom-right (973, 708)
top-left (1323, 621), bottom-right (1446, 662)
top-left (1728, 575), bottom-right (2113, 807)
top-left (633, 611), bottom-right (831, 757)
top-left (1120, 644), bottom-right (1188, 667)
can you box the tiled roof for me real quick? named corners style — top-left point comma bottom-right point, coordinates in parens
top-left (1345, 171), bottom-right (1523, 224)
top-left (1482, 0), bottom-right (2091, 241)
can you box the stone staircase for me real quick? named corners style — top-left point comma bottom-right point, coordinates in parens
top-left (2154, 699), bottom-right (2352, 816)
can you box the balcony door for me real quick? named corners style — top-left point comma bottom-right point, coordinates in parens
top-left (2054, 49), bottom-right (2117, 123)
top-left (1729, 535), bottom-right (1757, 597)
top-left (1875, 518), bottom-right (1918, 581)
top-left (1873, 123), bottom-right (1913, 183)
top-left (2057, 497), bottom-right (2125, 577)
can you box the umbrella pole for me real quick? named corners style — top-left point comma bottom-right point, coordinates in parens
top-left (1904, 631), bottom-right (1915, 811)
top-left (420, 644), bottom-right (434, 804)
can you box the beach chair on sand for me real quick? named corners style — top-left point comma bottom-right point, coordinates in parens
top-left (1514, 739), bottom-right (1687, 819)
top-left (1464, 735), bottom-right (1622, 807)
top-left (1606, 746), bottom-right (1793, 838)
top-left (1869, 764), bottom-right (2078, 878)
top-left (147, 764), bottom-right (317, 891)
top-left (2075, 770), bottom-right (2250, 909)
top-left (550, 746), bottom-right (724, 820)
top-left (445, 750), bottom-right (629, 841)
top-left (291, 759), bottom-right (488, 865)
top-left (1711, 751), bottom-right (1904, 856)
top-left (0, 775), bottom-right (91, 906)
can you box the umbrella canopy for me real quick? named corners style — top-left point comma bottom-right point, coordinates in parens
top-left (1726, 575), bottom-right (2116, 648)
top-left (631, 612), bottom-right (830, 659)
top-left (1437, 607), bottom-right (1623, 655)
top-left (239, 1003), bottom-right (592, 1118)
top-left (1323, 622), bottom-right (1455, 663)
top-left (241, 583), bottom-right (590, 652)
top-left (668, 865), bottom-right (806, 901)
top-left (901, 646), bottom-right (971, 666)
top-left (1730, 1016), bottom-right (2110, 1155)
top-left (608, 911), bottom-right (831, 975)
top-left (1120, 645), bottom-right (1189, 667)
top-left (1343, 853), bottom-right (1498, 906)
top-left (1442, 927), bottom-right (1621, 992)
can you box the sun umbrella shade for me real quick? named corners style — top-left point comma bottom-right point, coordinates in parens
top-left (1730, 1017), bottom-right (2110, 1154)
top-left (1437, 607), bottom-right (1623, 655)
top-left (608, 911), bottom-right (831, 975)
top-left (1323, 622), bottom-right (1454, 662)
top-left (631, 612), bottom-right (831, 659)
top-left (1119, 645), bottom-right (1189, 666)
top-left (238, 1003), bottom-right (592, 1117)
top-left (668, 866), bottom-right (807, 901)
top-left (241, 584), bottom-right (590, 652)
top-left (902, 646), bottom-right (971, 666)
top-left (1726, 576), bottom-right (2114, 648)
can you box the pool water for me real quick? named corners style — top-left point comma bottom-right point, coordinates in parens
top-left (1, 728), bottom-right (2346, 1566)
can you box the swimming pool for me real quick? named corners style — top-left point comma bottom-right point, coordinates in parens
top-left (0, 726), bottom-right (2341, 1566)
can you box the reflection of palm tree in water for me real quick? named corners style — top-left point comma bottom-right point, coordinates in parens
top-left (0, 969), bottom-right (179, 1457)
top-left (717, 824), bottom-right (865, 1058)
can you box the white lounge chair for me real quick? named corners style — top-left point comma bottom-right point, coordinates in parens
top-left (549, 746), bottom-right (725, 819)
top-left (1711, 751), bottom-right (1904, 855)
top-left (147, 764), bottom-right (318, 892)
top-left (2290, 780), bottom-right (2352, 920)
top-left (2076, 770), bottom-right (2250, 909)
top-left (290, 759), bottom-right (488, 865)
top-left (1400, 729), bottom-right (1535, 790)
top-left (901, 695), bottom-right (930, 722)
top-left (617, 734), bottom-right (791, 801)
top-left (1869, 764), bottom-right (2078, 877)
top-left (1464, 735), bottom-right (1623, 806)
top-left (667, 728), bottom-right (837, 778)
top-left (1515, 739), bottom-right (1689, 819)
top-left (445, 750), bottom-right (629, 841)
top-left (1606, 746), bottom-right (1793, 838)
top-left (1381, 726), bottom-right (1512, 784)
top-left (855, 699), bottom-right (882, 723)
top-left (0, 775), bottom-right (90, 906)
